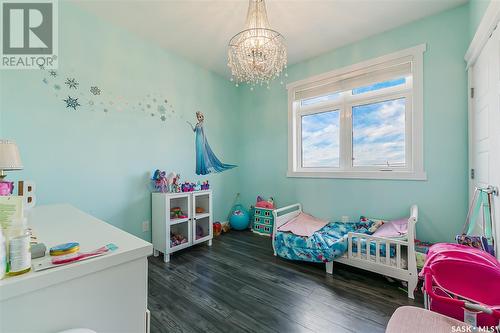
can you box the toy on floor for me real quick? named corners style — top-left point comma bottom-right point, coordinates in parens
top-left (229, 205), bottom-right (250, 230)
top-left (421, 243), bottom-right (500, 327)
top-left (170, 207), bottom-right (188, 219)
top-left (227, 193), bottom-right (250, 230)
top-left (213, 222), bottom-right (222, 237)
top-left (170, 232), bottom-right (188, 247)
top-left (255, 195), bottom-right (274, 209)
top-left (221, 222), bottom-right (230, 233)
top-left (252, 205), bottom-right (275, 237)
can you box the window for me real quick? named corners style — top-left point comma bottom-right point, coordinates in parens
top-left (301, 110), bottom-right (340, 168)
top-left (287, 45), bottom-right (426, 180)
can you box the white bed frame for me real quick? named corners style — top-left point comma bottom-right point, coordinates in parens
top-left (272, 204), bottom-right (419, 299)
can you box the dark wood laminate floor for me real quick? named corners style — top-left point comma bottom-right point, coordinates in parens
top-left (148, 231), bottom-right (423, 333)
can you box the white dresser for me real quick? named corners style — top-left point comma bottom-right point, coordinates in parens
top-left (152, 190), bottom-right (213, 263)
top-left (0, 204), bottom-right (153, 333)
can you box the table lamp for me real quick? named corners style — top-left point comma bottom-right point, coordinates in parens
top-left (0, 140), bottom-right (23, 196)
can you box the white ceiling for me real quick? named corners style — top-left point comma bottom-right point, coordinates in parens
top-left (74, 0), bottom-right (467, 77)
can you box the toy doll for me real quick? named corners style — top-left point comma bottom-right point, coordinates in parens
top-left (152, 169), bottom-right (169, 193)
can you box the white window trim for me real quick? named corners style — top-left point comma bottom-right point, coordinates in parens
top-left (287, 44), bottom-right (427, 180)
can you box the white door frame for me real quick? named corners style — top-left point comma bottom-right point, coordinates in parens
top-left (465, 1), bottom-right (500, 68)
top-left (466, 1), bottom-right (500, 258)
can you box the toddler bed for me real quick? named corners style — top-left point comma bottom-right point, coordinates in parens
top-left (272, 204), bottom-right (419, 299)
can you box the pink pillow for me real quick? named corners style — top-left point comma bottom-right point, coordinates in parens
top-left (372, 218), bottom-right (408, 238)
top-left (278, 212), bottom-right (328, 237)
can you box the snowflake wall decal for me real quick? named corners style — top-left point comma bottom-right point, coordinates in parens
top-left (65, 78), bottom-right (79, 89)
top-left (90, 86), bottom-right (101, 95)
top-left (63, 96), bottom-right (80, 110)
top-left (49, 70), bottom-right (57, 77)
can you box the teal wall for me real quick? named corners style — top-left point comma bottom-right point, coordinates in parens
top-left (469, 0), bottom-right (491, 40)
top-left (237, 5), bottom-right (470, 243)
top-left (0, 3), bottom-right (477, 243)
top-left (0, 3), bottom-right (240, 241)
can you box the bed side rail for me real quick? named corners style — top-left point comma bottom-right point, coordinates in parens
top-left (345, 204), bottom-right (418, 270)
top-left (346, 232), bottom-right (407, 269)
top-left (272, 203), bottom-right (302, 255)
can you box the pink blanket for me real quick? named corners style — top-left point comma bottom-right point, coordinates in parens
top-left (278, 212), bottom-right (329, 237)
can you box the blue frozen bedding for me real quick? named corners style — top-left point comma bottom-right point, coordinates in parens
top-left (274, 221), bottom-right (395, 263)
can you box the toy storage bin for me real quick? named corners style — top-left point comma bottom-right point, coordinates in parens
top-left (254, 216), bottom-right (273, 225)
top-left (253, 222), bottom-right (273, 235)
top-left (252, 207), bottom-right (275, 236)
top-left (254, 208), bottom-right (273, 218)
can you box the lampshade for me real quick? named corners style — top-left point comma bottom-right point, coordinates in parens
top-left (0, 140), bottom-right (23, 170)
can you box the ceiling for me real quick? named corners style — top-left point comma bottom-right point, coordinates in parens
top-left (74, 0), bottom-right (467, 78)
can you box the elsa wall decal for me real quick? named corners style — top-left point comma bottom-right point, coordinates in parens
top-left (187, 111), bottom-right (237, 175)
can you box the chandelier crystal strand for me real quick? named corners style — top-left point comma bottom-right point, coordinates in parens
top-left (228, 0), bottom-right (287, 89)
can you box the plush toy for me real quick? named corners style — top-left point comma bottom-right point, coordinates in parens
top-left (221, 221), bottom-right (230, 233)
top-left (255, 195), bottom-right (275, 209)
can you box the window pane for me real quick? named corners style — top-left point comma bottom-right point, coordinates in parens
top-left (352, 77), bottom-right (406, 95)
top-left (301, 92), bottom-right (341, 106)
top-left (301, 111), bottom-right (340, 168)
top-left (352, 98), bottom-right (405, 167)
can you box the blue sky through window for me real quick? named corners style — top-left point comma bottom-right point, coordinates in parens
top-left (302, 111), bottom-right (340, 167)
top-left (352, 98), bottom-right (406, 167)
top-left (352, 77), bottom-right (406, 95)
top-left (301, 92), bottom-right (341, 107)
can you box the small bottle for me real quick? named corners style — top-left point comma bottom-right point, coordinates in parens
top-left (8, 231), bottom-right (31, 276)
top-left (0, 228), bottom-right (6, 279)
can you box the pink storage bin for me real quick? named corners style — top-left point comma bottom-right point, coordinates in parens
top-left (420, 243), bottom-right (500, 327)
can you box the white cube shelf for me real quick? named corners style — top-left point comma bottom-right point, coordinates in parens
top-left (152, 190), bottom-right (213, 262)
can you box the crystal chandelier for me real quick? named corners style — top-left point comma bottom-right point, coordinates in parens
top-left (228, 0), bottom-right (287, 89)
